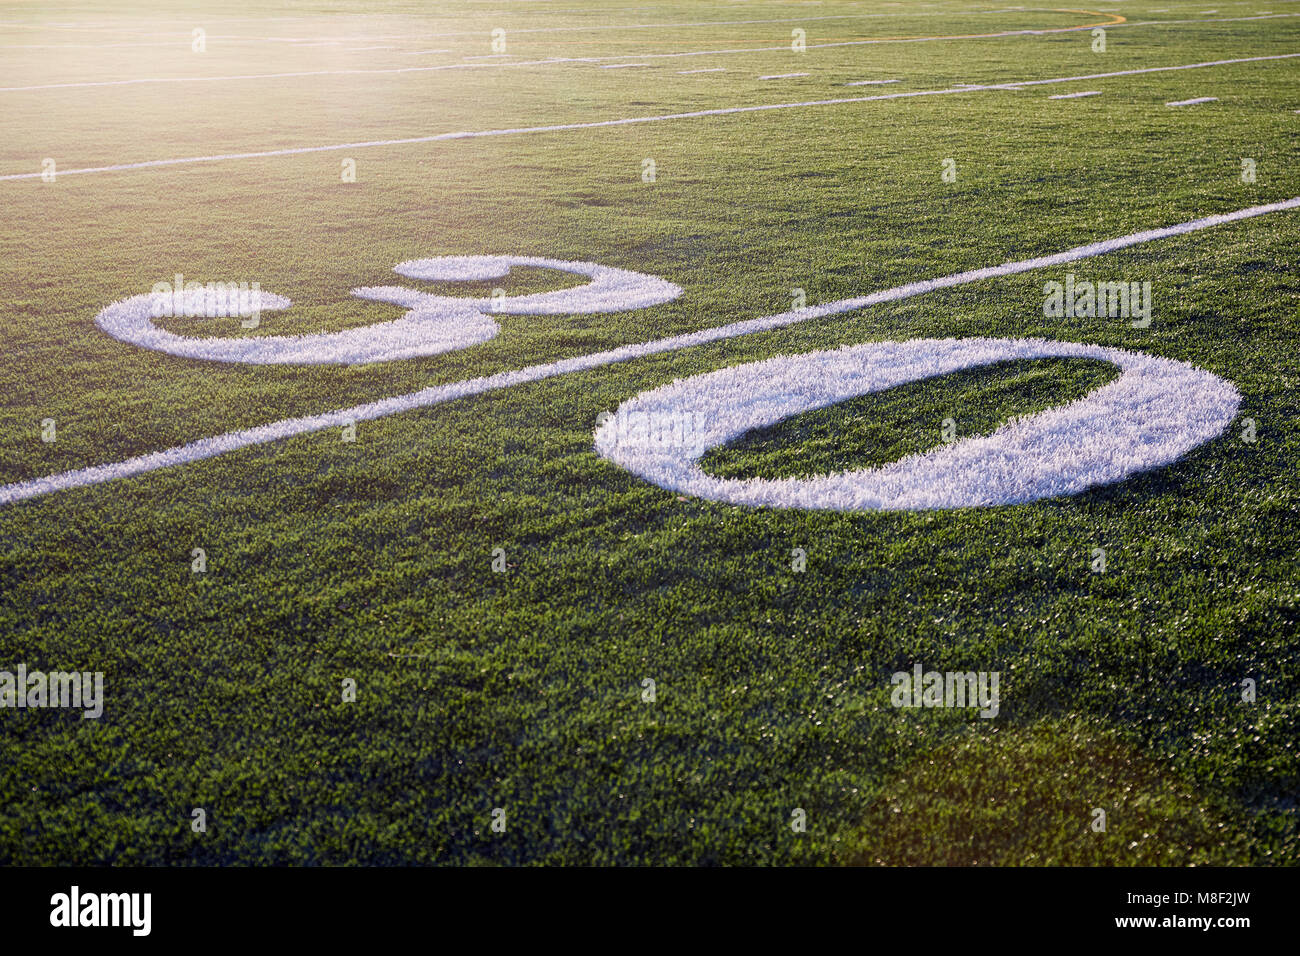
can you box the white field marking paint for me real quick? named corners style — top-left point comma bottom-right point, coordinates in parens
top-left (594, 339), bottom-right (1239, 511)
top-left (0, 8), bottom-right (1130, 42)
top-left (0, 56), bottom-right (581, 92)
top-left (4, 54), bottom-right (1296, 183)
top-left (1122, 12), bottom-right (1294, 26)
top-left (398, 49), bottom-right (453, 56)
top-left (601, 63), bottom-right (650, 69)
top-left (1167, 97), bottom-right (1219, 106)
top-left (0, 7), bottom-right (1128, 46)
top-left (1049, 90), bottom-right (1103, 98)
top-left (95, 257), bottom-right (683, 365)
top-left (95, 292), bottom-right (496, 366)
top-left (392, 256), bottom-right (682, 315)
top-left (845, 79), bottom-right (900, 86)
top-left (955, 82), bottom-right (1023, 91)
top-left (678, 67), bottom-right (726, 74)
top-left (0, 9), bottom-right (1134, 56)
top-left (763, 11), bottom-right (1295, 50)
top-left (3, 197), bottom-right (1296, 507)
top-left (2, 8), bottom-right (1011, 42)
top-left (5, 13), bottom-right (1296, 92)
top-left (0, 32), bottom-right (383, 49)
top-left (760, 72), bottom-right (811, 79)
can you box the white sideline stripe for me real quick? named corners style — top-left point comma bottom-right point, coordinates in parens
top-left (974, 53), bottom-right (1299, 90)
top-left (3, 8), bottom-right (1290, 43)
top-left (678, 68), bottom-right (726, 74)
top-left (4, 54), bottom-right (1296, 184)
top-left (0, 8), bottom-right (1133, 48)
top-left (1049, 90), bottom-right (1103, 99)
top-left (1128, 12), bottom-right (1285, 25)
top-left (0, 56), bottom-right (581, 92)
top-left (845, 79), bottom-right (900, 86)
top-left (3, 12), bottom-right (1295, 91)
top-left (0, 8), bottom-right (1077, 39)
top-left (1167, 96), bottom-right (1219, 106)
top-left (760, 72), bottom-right (810, 79)
top-left (3, 196), bottom-right (1297, 506)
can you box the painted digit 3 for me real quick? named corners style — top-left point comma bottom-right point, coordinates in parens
top-left (94, 256), bottom-right (683, 365)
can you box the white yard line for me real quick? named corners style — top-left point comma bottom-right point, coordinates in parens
top-left (2, 195), bottom-right (1296, 506)
top-left (1049, 90), bottom-right (1103, 99)
top-left (5, 53), bottom-right (1294, 184)
top-left (2, 12), bottom-right (1295, 92)
top-left (1167, 96), bottom-right (1219, 106)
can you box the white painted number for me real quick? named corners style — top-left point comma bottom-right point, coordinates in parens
top-left (94, 257), bottom-right (682, 365)
top-left (593, 338), bottom-right (1239, 511)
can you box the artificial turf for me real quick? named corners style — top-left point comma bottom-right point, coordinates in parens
top-left (0, 0), bottom-right (1297, 865)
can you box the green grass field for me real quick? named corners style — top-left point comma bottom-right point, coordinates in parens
top-left (1, 0), bottom-right (1297, 866)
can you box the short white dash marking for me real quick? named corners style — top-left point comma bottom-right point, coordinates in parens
top-left (845, 79), bottom-right (900, 86)
top-left (1049, 90), bottom-right (1102, 99)
top-left (1167, 96), bottom-right (1218, 106)
top-left (760, 72), bottom-right (810, 79)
